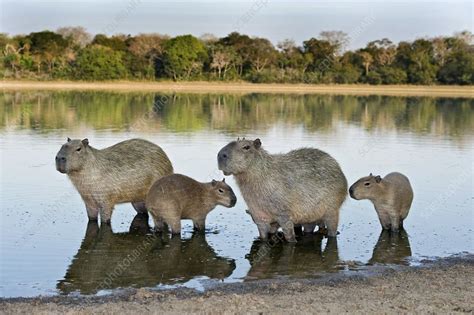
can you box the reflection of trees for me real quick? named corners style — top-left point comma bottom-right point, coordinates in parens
top-left (57, 214), bottom-right (236, 295)
top-left (1, 91), bottom-right (472, 138)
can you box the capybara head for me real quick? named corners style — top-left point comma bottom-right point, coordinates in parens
top-left (349, 173), bottom-right (382, 200)
top-left (55, 138), bottom-right (90, 174)
top-left (217, 138), bottom-right (262, 176)
top-left (211, 178), bottom-right (237, 208)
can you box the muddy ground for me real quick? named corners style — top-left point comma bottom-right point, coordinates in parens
top-left (1, 255), bottom-right (473, 314)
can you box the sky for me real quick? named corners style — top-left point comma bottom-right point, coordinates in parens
top-left (1, 0), bottom-right (472, 48)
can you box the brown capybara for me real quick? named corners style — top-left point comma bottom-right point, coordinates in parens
top-left (349, 172), bottom-right (414, 232)
top-left (217, 138), bottom-right (347, 242)
top-left (146, 174), bottom-right (237, 234)
top-left (55, 138), bottom-right (173, 223)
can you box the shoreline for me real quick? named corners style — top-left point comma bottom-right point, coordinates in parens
top-left (1, 81), bottom-right (473, 97)
top-left (1, 254), bottom-right (473, 314)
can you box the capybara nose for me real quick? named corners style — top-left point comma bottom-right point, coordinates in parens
top-left (349, 187), bottom-right (354, 195)
top-left (230, 196), bottom-right (237, 207)
top-left (56, 156), bottom-right (66, 162)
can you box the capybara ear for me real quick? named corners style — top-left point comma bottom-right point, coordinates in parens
top-left (82, 138), bottom-right (89, 147)
top-left (375, 175), bottom-right (382, 183)
top-left (67, 137), bottom-right (71, 142)
top-left (254, 138), bottom-right (262, 149)
top-left (369, 172), bottom-right (373, 176)
top-left (211, 179), bottom-right (217, 186)
top-left (222, 178), bottom-right (226, 182)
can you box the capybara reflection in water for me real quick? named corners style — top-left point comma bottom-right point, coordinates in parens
top-left (349, 172), bottom-right (413, 232)
top-left (55, 138), bottom-right (173, 223)
top-left (146, 174), bottom-right (237, 234)
top-left (218, 138), bottom-right (347, 242)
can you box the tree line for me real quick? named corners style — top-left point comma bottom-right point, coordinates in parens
top-left (1, 27), bottom-right (472, 85)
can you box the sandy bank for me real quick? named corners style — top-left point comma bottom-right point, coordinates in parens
top-left (1, 81), bottom-right (473, 97)
top-left (1, 255), bottom-right (472, 314)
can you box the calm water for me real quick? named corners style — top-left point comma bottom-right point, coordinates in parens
top-left (0, 91), bottom-right (473, 297)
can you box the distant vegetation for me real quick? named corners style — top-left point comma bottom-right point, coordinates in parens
top-left (1, 27), bottom-right (473, 85)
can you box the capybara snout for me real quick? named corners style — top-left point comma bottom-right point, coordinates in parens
top-left (55, 154), bottom-right (67, 173)
top-left (213, 179), bottom-right (237, 207)
top-left (348, 186), bottom-right (355, 198)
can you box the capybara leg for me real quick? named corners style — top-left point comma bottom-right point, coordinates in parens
top-left (379, 217), bottom-right (391, 230)
top-left (256, 222), bottom-right (272, 240)
top-left (86, 206), bottom-right (99, 221)
top-left (303, 223), bottom-right (316, 234)
top-left (193, 218), bottom-right (206, 232)
top-left (152, 216), bottom-right (164, 233)
top-left (390, 216), bottom-right (400, 232)
top-left (168, 219), bottom-right (181, 235)
top-left (132, 202), bottom-right (147, 213)
top-left (269, 223), bottom-right (279, 234)
top-left (277, 218), bottom-right (296, 243)
top-left (99, 205), bottom-right (114, 224)
top-left (325, 215), bottom-right (339, 237)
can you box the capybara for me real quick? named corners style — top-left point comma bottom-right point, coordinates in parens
top-left (55, 138), bottom-right (173, 223)
top-left (217, 138), bottom-right (347, 242)
top-left (349, 172), bottom-right (414, 232)
top-left (146, 174), bottom-right (237, 234)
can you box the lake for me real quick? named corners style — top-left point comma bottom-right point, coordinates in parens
top-left (0, 91), bottom-right (473, 297)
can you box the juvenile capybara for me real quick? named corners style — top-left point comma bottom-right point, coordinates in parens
top-left (217, 138), bottom-right (347, 242)
top-left (349, 172), bottom-right (414, 232)
top-left (55, 138), bottom-right (173, 223)
top-left (146, 174), bottom-right (237, 234)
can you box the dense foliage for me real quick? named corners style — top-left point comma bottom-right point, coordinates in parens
top-left (1, 27), bottom-right (472, 84)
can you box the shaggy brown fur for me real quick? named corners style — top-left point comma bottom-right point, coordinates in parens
top-left (218, 138), bottom-right (347, 242)
top-left (55, 138), bottom-right (173, 223)
top-left (146, 174), bottom-right (237, 234)
top-left (349, 172), bottom-right (414, 231)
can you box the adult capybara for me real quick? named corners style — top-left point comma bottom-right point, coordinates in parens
top-left (146, 174), bottom-right (237, 234)
top-left (55, 138), bottom-right (173, 223)
top-left (217, 138), bottom-right (347, 242)
top-left (349, 172), bottom-right (413, 232)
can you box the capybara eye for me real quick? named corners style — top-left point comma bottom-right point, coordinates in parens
top-left (243, 145), bottom-right (250, 150)
top-left (218, 188), bottom-right (224, 193)
top-left (364, 182), bottom-right (370, 186)
top-left (76, 147), bottom-right (81, 152)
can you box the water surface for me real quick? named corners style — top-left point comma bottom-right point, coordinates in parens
top-left (1, 91), bottom-right (473, 297)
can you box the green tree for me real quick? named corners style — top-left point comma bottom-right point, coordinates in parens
top-left (162, 35), bottom-right (207, 80)
top-left (92, 34), bottom-right (128, 51)
top-left (72, 45), bottom-right (127, 80)
top-left (27, 31), bottom-right (69, 73)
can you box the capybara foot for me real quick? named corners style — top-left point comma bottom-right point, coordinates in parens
top-left (88, 216), bottom-right (98, 222)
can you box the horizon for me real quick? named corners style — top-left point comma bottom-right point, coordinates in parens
top-left (1, 0), bottom-right (472, 49)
